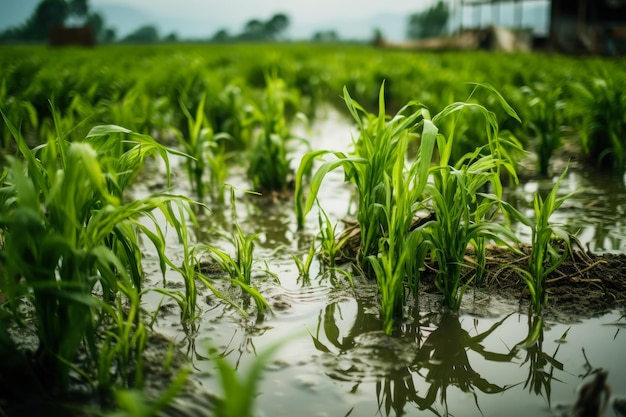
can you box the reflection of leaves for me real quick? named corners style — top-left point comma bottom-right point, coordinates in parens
top-left (411, 312), bottom-right (516, 415)
top-left (311, 298), bottom-right (379, 354)
top-left (516, 315), bottom-right (565, 407)
top-left (376, 374), bottom-right (436, 417)
top-left (322, 303), bottom-right (341, 347)
top-left (311, 300), bottom-right (519, 417)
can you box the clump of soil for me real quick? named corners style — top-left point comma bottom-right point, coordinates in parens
top-left (337, 217), bottom-right (626, 320)
top-left (419, 244), bottom-right (626, 320)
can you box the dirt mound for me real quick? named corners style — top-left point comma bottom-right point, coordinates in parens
top-left (419, 245), bottom-right (626, 319)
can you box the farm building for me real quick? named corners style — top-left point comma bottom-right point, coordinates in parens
top-left (457, 0), bottom-right (626, 54)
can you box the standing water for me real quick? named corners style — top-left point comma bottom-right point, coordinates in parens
top-left (139, 108), bottom-right (626, 417)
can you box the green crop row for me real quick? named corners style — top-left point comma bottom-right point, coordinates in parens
top-left (1, 43), bottom-right (624, 415)
top-left (1, 44), bottom-right (625, 177)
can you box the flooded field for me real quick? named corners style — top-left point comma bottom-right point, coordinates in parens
top-left (136, 109), bottom-right (626, 417)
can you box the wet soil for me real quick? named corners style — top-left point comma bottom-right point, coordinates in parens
top-left (418, 245), bottom-right (626, 320)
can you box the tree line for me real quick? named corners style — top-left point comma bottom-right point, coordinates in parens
top-left (0, 0), bottom-right (449, 44)
top-left (0, 0), bottom-right (115, 43)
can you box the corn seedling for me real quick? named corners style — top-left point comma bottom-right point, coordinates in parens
top-left (0, 111), bottom-right (195, 401)
top-left (196, 188), bottom-right (270, 313)
top-left (208, 337), bottom-right (290, 417)
top-left (100, 83), bottom-right (172, 136)
top-left (0, 156), bottom-right (135, 396)
top-left (247, 75), bottom-right (307, 192)
top-left (295, 84), bottom-right (430, 266)
top-left (0, 79), bottom-right (38, 150)
top-left (106, 367), bottom-right (190, 417)
top-left (367, 127), bottom-right (434, 333)
top-left (316, 202), bottom-right (348, 271)
top-left (424, 87), bottom-right (522, 311)
top-left (520, 84), bottom-right (565, 176)
top-left (505, 168), bottom-right (576, 314)
top-left (570, 74), bottom-right (626, 173)
top-left (212, 83), bottom-right (252, 150)
top-left (176, 93), bottom-right (231, 202)
top-left (292, 240), bottom-right (316, 285)
top-left (297, 83), bottom-right (436, 330)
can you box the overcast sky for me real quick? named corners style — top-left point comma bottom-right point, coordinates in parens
top-left (1, 0), bottom-right (548, 40)
top-left (0, 0), bottom-right (440, 39)
top-left (89, 0), bottom-right (436, 21)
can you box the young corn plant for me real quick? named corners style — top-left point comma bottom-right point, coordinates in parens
top-left (425, 163), bottom-right (514, 311)
top-left (295, 84), bottom-right (430, 269)
top-left (246, 75), bottom-right (307, 193)
top-left (208, 338), bottom-right (290, 417)
top-left (0, 79), bottom-right (38, 150)
top-left (106, 368), bottom-right (189, 417)
top-left (292, 240), bottom-right (316, 285)
top-left (367, 133), bottom-right (433, 333)
top-left (176, 93), bottom-right (231, 202)
top-left (316, 202), bottom-right (348, 271)
top-left (0, 111), bottom-right (195, 401)
top-left (297, 83), bottom-right (436, 331)
top-left (424, 88), bottom-right (522, 311)
top-left (519, 84), bottom-right (565, 176)
top-left (505, 168), bottom-right (576, 314)
top-left (196, 188), bottom-right (270, 313)
top-left (570, 74), bottom-right (626, 173)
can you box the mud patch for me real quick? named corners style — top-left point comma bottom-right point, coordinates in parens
top-left (419, 245), bottom-right (626, 320)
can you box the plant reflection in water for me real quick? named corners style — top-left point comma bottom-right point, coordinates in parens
top-left (310, 296), bottom-right (571, 417)
top-left (515, 315), bottom-right (567, 408)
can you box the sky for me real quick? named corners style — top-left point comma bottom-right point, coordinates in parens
top-left (97, 0), bottom-right (436, 21)
top-left (0, 0), bottom-right (548, 41)
top-left (88, 0), bottom-right (439, 39)
top-left (0, 0), bottom-right (436, 38)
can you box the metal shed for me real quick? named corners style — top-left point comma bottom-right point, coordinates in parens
top-left (456, 0), bottom-right (626, 54)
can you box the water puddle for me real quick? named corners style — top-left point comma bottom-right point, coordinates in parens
top-left (505, 170), bottom-right (626, 254)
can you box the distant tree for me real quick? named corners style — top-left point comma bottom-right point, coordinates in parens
top-left (239, 13), bottom-right (290, 41)
top-left (164, 32), bottom-right (178, 42)
top-left (212, 29), bottom-right (230, 42)
top-left (26, 0), bottom-right (70, 40)
top-left (407, 0), bottom-right (449, 39)
top-left (86, 12), bottom-right (103, 40)
top-left (102, 27), bottom-right (116, 43)
top-left (241, 19), bottom-right (266, 40)
top-left (265, 13), bottom-right (289, 40)
top-left (0, 0), bottom-right (116, 44)
top-left (312, 30), bottom-right (338, 42)
top-left (372, 28), bottom-right (385, 46)
top-left (68, 0), bottom-right (88, 18)
top-left (122, 25), bottom-right (159, 43)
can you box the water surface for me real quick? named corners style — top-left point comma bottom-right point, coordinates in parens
top-left (141, 108), bottom-right (626, 417)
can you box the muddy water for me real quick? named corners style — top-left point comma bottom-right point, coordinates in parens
top-left (505, 170), bottom-right (626, 254)
top-left (140, 109), bottom-right (626, 417)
